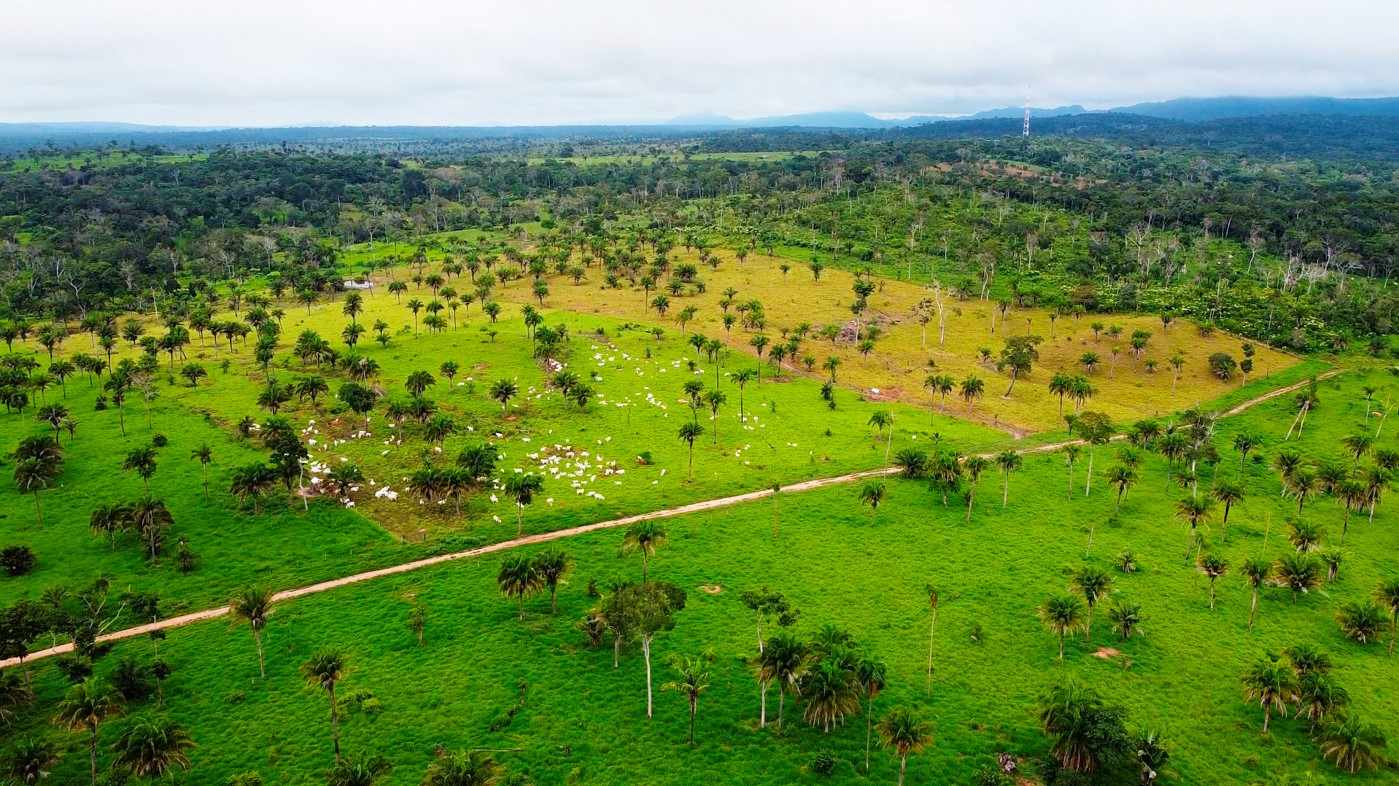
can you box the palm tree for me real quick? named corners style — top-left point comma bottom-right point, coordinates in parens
top-left (1040, 595), bottom-right (1085, 661)
top-left (191, 444), bottom-right (213, 499)
top-left (230, 587), bottom-right (273, 678)
top-left (1377, 580), bottom-right (1399, 656)
top-left (1072, 567), bottom-right (1111, 639)
top-left (731, 368), bottom-right (756, 421)
top-left (497, 555), bottom-right (541, 620)
top-left (962, 456), bottom-right (988, 521)
top-left (301, 650), bottom-right (347, 761)
top-left (856, 655), bottom-right (887, 773)
top-left (1275, 553), bottom-right (1321, 602)
top-left (1337, 601), bottom-right (1385, 644)
top-left (802, 658), bottom-right (860, 733)
top-left (1038, 681), bottom-right (1121, 773)
top-left (532, 550), bottom-right (571, 613)
top-left (489, 378), bottom-right (518, 411)
top-left (760, 633), bottom-right (808, 732)
top-left (1107, 465), bottom-right (1137, 514)
top-left (1174, 496), bottom-right (1213, 561)
top-left (858, 480), bottom-right (886, 521)
top-left (995, 450), bottom-right (1021, 507)
top-left (1211, 480), bottom-right (1245, 538)
top-left (924, 585), bottom-right (939, 695)
top-left (53, 679), bottom-right (122, 786)
top-left (112, 715), bottom-right (194, 778)
top-left (1318, 714), bottom-right (1388, 773)
top-left (1232, 432), bottom-right (1260, 469)
top-left (1295, 671), bottom-right (1348, 734)
top-left (1241, 657), bottom-right (1297, 733)
top-left (959, 375), bottom-right (984, 412)
top-left (678, 421), bottom-right (704, 480)
top-left (1063, 444), bottom-right (1081, 497)
top-left (868, 411), bottom-right (894, 465)
top-left (1242, 558), bottom-right (1271, 628)
top-left (622, 521), bottom-right (667, 583)
top-left (423, 750), bottom-right (502, 785)
top-left (662, 653), bottom-right (712, 745)
top-left (1198, 553), bottom-right (1228, 609)
top-left (122, 446), bottom-right (158, 494)
top-left (502, 472), bottom-right (543, 536)
top-left (877, 707), bottom-right (932, 786)
top-left (1106, 600), bottom-right (1141, 640)
top-left (4, 737), bottom-right (59, 785)
top-left (13, 457), bottom-right (58, 527)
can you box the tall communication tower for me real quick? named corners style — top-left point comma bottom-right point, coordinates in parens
top-left (1022, 105), bottom-right (1030, 137)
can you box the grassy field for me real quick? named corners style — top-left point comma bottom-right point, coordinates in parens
top-left (524, 151), bottom-right (821, 166)
top-left (2, 150), bottom-right (205, 173)
top-left (0, 287), bottom-right (1006, 614)
top-left (481, 248), bottom-right (1297, 434)
top-left (5, 365), bottom-right (1394, 784)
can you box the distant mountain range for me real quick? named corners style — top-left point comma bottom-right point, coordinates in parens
top-left (665, 96), bottom-right (1399, 129)
top-left (3, 96), bottom-right (1399, 154)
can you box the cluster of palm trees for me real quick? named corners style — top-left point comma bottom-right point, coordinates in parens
top-left (891, 445), bottom-right (1023, 520)
top-left (1, 675), bottom-right (196, 785)
top-left (1241, 645), bottom-right (1387, 771)
top-left (1039, 565), bottom-right (1140, 661)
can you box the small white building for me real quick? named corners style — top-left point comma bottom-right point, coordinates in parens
top-left (342, 279), bottom-right (374, 290)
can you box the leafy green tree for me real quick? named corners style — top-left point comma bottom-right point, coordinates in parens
top-left (1072, 411), bottom-right (1114, 496)
top-left (962, 456), bottom-right (988, 521)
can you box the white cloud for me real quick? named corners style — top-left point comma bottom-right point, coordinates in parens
top-left (4, 0), bottom-right (1397, 125)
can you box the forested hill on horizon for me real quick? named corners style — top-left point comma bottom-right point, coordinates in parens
top-left (5, 94), bottom-right (1399, 154)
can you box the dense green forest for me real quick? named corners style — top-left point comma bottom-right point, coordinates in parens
top-left (1, 125), bottom-right (1394, 354)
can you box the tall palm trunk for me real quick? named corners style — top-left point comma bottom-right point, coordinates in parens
top-left (253, 629), bottom-right (266, 678)
top-left (89, 729), bottom-right (99, 786)
top-left (328, 684), bottom-right (341, 760)
top-left (643, 636), bottom-right (654, 718)
top-left (925, 607), bottom-right (938, 694)
top-left (897, 754), bottom-right (908, 786)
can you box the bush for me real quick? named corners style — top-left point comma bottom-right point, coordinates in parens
top-left (1, 545), bottom-right (36, 576)
top-left (809, 750), bottom-right (837, 776)
top-left (151, 433), bottom-right (169, 448)
top-left (111, 657), bottom-right (154, 702)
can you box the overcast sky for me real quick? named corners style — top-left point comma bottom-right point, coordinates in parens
top-left (5, 0), bottom-right (1398, 126)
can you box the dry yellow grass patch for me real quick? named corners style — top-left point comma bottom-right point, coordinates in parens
top-left (499, 250), bottom-right (1296, 434)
